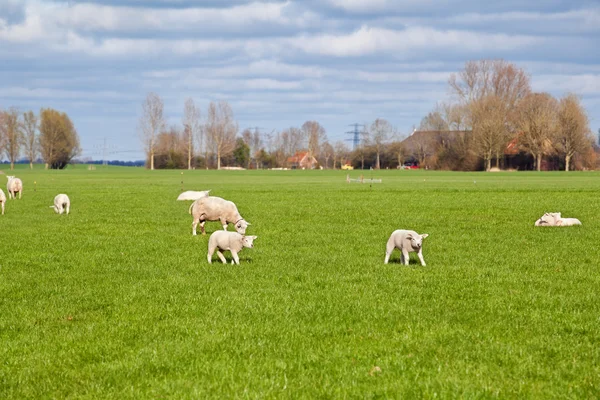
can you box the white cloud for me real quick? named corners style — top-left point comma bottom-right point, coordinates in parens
top-left (533, 74), bottom-right (600, 96)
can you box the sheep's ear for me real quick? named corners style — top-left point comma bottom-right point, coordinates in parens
top-left (421, 234), bottom-right (429, 239)
top-left (246, 221), bottom-right (251, 225)
top-left (405, 234), bottom-right (413, 240)
top-left (251, 235), bottom-right (257, 240)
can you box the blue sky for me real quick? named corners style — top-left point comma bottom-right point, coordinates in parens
top-left (1, 0), bottom-right (599, 161)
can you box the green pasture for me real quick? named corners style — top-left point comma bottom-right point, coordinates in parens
top-left (1, 165), bottom-right (599, 398)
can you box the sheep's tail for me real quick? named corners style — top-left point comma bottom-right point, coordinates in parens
top-left (188, 200), bottom-right (195, 214)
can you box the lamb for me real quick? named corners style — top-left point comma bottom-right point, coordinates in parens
top-left (189, 196), bottom-right (250, 235)
top-left (207, 231), bottom-right (257, 265)
top-left (51, 194), bottom-right (70, 215)
top-left (6, 176), bottom-right (23, 199)
top-left (177, 190), bottom-right (211, 201)
top-left (384, 229), bottom-right (429, 266)
top-left (0, 188), bottom-right (6, 215)
top-left (534, 212), bottom-right (581, 227)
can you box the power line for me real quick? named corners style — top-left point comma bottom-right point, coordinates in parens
top-left (345, 123), bottom-right (365, 150)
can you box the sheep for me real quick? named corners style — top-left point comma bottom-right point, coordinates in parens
top-left (177, 190), bottom-right (211, 201)
top-left (50, 194), bottom-right (70, 215)
top-left (207, 231), bottom-right (257, 265)
top-left (6, 176), bottom-right (23, 199)
top-left (384, 229), bottom-right (429, 266)
top-left (189, 196), bottom-right (250, 236)
top-left (0, 188), bottom-right (6, 215)
top-left (534, 212), bottom-right (582, 227)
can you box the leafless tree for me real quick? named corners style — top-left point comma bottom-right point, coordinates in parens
top-left (0, 108), bottom-right (22, 170)
top-left (301, 121), bottom-right (326, 159)
top-left (389, 139), bottom-right (408, 168)
top-left (321, 141), bottom-right (334, 169)
top-left (333, 140), bottom-right (349, 169)
top-left (206, 101), bottom-right (238, 170)
top-left (22, 110), bottom-right (38, 169)
top-left (182, 98), bottom-right (201, 170)
top-left (470, 95), bottom-right (508, 170)
top-left (38, 108), bottom-right (81, 169)
top-left (516, 92), bottom-right (558, 171)
top-left (556, 94), bottom-right (593, 171)
top-left (368, 118), bottom-right (394, 169)
top-left (443, 103), bottom-right (470, 130)
top-left (419, 105), bottom-right (449, 131)
top-left (139, 92), bottom-right (165, 170)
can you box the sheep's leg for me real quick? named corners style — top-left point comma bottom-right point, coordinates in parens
top-left (216, 250), bottom-right (227, 264)
top-left (1, 203), bottom-right (4, 215)
top-left (66, 204), bottom-right (70, 215)
top-left (192, 218), bottom-right (199, 235)
top-left (231, 251), bottom-right (240, 265)
top-left (200, 221), bottom-right (206, 235)
top-left (207, 248), bottom-right (213, 264)
top-left (401, 249), bottom-right (410, 265)
top-left (384, 241), bottom-right (395, 264)
top-left (220, 218), bottom-right (228, 231)
top-left (18, 190), bottom-right (21, 199)
top-left (417, 249), bottom-right (426, 266)
top-left (59, 207), bottom-right (64, 215)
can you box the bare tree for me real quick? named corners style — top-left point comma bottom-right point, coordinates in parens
top-left (182, 98), bottom-right (201, 170)
top-left (368, 118), bottom-right (394, 169)
top-left (321, 141), bottom-right (334, 169)
top-left (470, 95), bottom-right (508, 170)
top-left (517, 92), bottom-right (558, 171)
top-left (301, 121), bottom-right (326, 159)
top-left (139, 92), bottom-right (165, 170)
top-left (22, 110), bottom-right (38, 169)
top-left (333, 140), bottom-right (349, 169)
top-left (556, 94), bottom-right (593, 171)
top-left (389, 139), bottom-right (408, 168)
top-left (0, 108), bottom-right (22, 170)
top-left (38, 108), bottom-right (81, 169)
top-left (206, 101), bottom-right (238, 170)
top-left (419, 105), bottom-right (449, 131)
top-left (443, 103), bottom-right (470, 130)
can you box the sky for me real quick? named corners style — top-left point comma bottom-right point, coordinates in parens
top-left (1, 0), bottom-right (599, 161)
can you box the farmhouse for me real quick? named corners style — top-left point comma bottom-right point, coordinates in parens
top-left (287, 151), bottom-right (318, 169)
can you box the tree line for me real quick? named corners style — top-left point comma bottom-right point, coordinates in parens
top-left (0, 107), bottom-right (81, 169)
top-left (417, 59), bottom-right (595, 171)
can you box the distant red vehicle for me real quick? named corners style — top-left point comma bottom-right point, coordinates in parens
top-left (398, 163), bottom-right (419, 170)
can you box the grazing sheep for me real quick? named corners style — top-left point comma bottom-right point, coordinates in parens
top-left (207, 231), bottom-right (257, 265)
top-left (6, 176), bottom-right (23, 199)
top-left (189, 196), bottom-right (250, 235)
top-left (177, 190), bottom-right (211, 201)
top-left (51, 194), bottom-right (70, 215)
top-left (0, 188), bottom-right (6, 215)
top-left (384, 229), bottom-right (429, 266)
top-left (535, 212), bottom-right (581, 227)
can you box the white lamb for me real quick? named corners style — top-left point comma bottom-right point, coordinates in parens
top-left (189, 196), bottom-right (250, 235)
top-left (0, 188), bottom-right (6, 215)
top-left (535, 212), bottom-right (581, 227)
top-left (51, 194), bottom-right (70, 215)
top-left (207, 231), bottom-right (257, 265)
top-left (177, 190), bottom-right (211, 201)
top-left (6, 176), bottom-right (23, 199)
top-left (384, 229), bottom-right (429, 266)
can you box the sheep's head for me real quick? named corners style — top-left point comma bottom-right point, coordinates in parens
top-left (6, 175), bottom-right (14, 181)
top-left (242, 235), bottom-right (257, 248)
top-left (235, 219), bottom-right (250, 234)
top-left (406, 233), bottom-right (428, 249)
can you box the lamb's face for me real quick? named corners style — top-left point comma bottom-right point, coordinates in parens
top-left (6, 175), bottom-right (14, 181)
top-left (235, 220), bottom-right (249, 234)
top-left (242, 235), bottom-right (257, 248)
top-left (407, 233), bottom-right (428, 249)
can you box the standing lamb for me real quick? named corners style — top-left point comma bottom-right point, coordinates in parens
top-left (384, 229), bottom-right (429, 266)
top-left (6, 176), bottom-right (23, 199)
top-left (51, 194), bottom-right (70, 215)
top-left (0, 188), bottom-right (6, 215)
top-left (207, 231), bottom-right (257, 265)
top-left (189, 196), bottom-right (250, 235)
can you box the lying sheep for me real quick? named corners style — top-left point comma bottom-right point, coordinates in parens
top-left (177, 190), bottom-right (211, 201)
top-left (384, 229), bottom-right (429, 266)
top-left (535, 212), bottom-right (581, 227)
top-left (207, 231), bottom-right (257, 265)
top-left (0, 188), bottom-right (5, 215)
top-left (189, 196), bottom-right (250, 235)
top-left (6, 175), bottom-right (23, 199)
top-left (51, 194), bottom-right (70, 215)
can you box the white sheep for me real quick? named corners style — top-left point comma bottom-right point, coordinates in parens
top-left (384, 229), bottom-right (429, 266)
top-left (51, 194), bottom-right (70, 215)
top-left (535, 212), bottom-right (581, 227)
top-left (189, 196), bottom-right (250, 235)
top-left (177, 190), bottom-right (211, 201)
top-left (207, 231), bottom-right (257, 265)
top-left (0, 188), bottom-right (6, 215)
top-left (6, 175), bottom-right (23, 199)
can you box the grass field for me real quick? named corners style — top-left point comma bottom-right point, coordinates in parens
top-left (1, 165), bottom-right (599, 398)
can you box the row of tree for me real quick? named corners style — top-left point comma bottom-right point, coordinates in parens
top-left (419, 59), bottom-right (594, 171)
top-left (0, 108), bottom-right (81, 169)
